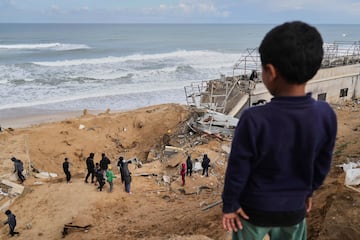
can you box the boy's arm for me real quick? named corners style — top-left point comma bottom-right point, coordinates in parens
top-left (311, 110), bottom-right (337, 195)
top-left (222, 111), bottom-right (257, 213)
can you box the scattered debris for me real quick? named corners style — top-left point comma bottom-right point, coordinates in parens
top-left (338, 160), bottom-right (360, 186)
top-left (164, 146), bottom-right (184, 156)
top-left (188, 109), bottom-right (238, 139)
top-left (201, 200), bottom-right (222, 211)
top-left (34, 172), bottom-right (58, 179)
top-left (62, 223), bottom-right (92, 238)
top-left (162, 175), bottom-right (171, 184)
top-left (1, 179), bottom-right (24, 195)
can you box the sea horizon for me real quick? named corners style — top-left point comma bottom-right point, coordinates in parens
top-left (0, 23), bottom-right (359, 115)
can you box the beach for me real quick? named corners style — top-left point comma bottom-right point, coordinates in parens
top-left (0, 107), bottom-right (86, 129)
top-left (0, 101), bottom-right (359, 240)
top-left (1, 23), bottom-right (360, 239)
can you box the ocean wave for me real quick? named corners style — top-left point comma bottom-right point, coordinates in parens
top-left (0, 43), bottom-right (90, 51)
top-left (32, 50), bottom-right (240, 67)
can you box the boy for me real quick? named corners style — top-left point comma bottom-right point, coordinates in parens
top-left (106, 165), bottom-right (116, 192)
top-left (180, 163), bottom-right (186, 186)
top-left (222, 21), bottom-right (337, 240)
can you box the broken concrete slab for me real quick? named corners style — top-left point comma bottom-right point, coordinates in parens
top-left (1, 179), bottom-right (24, 195)
top-left (34, 171), bottom-right (58, 179)
top-left (164, 146), bottom-right (184, 156)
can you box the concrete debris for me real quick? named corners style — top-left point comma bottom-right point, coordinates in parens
top-left (193, 162), bottom-right (203, 172)
top-left (201, 200), bottom-right (222, 211)
top-left (34, 171), bottom-right (58, 179)
top-left (338, 161), bottom-right (360, 186)
top-left (0, 188), bottom-right (9, 196)
top-left (189, 109), bottom-right (238, 138)
top-left (1, 179), bottom-right (24, 195)
top-left (62, 223), bottom-right (92, 237)
top-left (164, 146), bottom-right (184, 156)
top-left (163, 175), bottom-right (171, 184)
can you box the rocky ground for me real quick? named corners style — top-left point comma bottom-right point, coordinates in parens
top-left (0, 102), bottom-right (359, 240)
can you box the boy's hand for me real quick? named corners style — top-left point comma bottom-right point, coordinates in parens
top-left (306, 197), bottom-right (313, 213)
top-left (222, 208), bottom-right (249, 232)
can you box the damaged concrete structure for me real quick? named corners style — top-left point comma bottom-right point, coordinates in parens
top-left (185, 41), bottom-right (360, 119)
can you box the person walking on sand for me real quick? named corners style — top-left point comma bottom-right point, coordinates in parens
top-left (201, 154), bottom-right (210, 177)
top-left (222, 21), bottom-right (337, 240)
top-left (180, 163), bottom-right (186, 186)
top-left (11, 157), bottom-right (26, 184)
top-left (106, 165), bottom-right (116, 192)
top-left (121, 159), bottom-right (132, 194)
top-left (186, 155), bottom-right (193, 176)
top-left (3, 210), bottom-right (19, 237)
top-left (85, 152), bottom-right (95, 183)
top-left (63, 157), bottom-right (71, 183)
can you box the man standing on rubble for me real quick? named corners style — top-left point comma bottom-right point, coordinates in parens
top-left (122, 158), bottom-right (133, 194)
top-left (202, 154), bottom-right (211, 177)
top-left (186, 155), bottom-right (193, 176)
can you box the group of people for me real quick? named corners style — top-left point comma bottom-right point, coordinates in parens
top-left (82, 153), bottom-right (132, 193)
top-left (180, 154), bottom-right (211, 186)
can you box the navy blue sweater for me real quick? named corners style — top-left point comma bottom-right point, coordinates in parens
top-left (222, 94), bottom-right (337, 215)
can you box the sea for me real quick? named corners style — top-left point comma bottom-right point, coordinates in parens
top-left (1, 23), bottom-right (360, 114)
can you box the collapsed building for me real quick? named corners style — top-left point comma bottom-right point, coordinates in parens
top-left (184, 41), bottom-right (360, 119)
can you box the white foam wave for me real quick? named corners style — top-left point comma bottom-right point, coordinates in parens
top-left (0, 43), bottom-right (90, 51)
top-left (0, 79), bottom-right (198, 110)
top-left (32, 50), bottom-right (241, 67)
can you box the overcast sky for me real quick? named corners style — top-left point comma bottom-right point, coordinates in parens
top-left (0, 0), bottom-right (360, 24)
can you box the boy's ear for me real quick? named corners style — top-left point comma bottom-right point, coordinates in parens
top-left (264, 64), bottom-right (277, 82)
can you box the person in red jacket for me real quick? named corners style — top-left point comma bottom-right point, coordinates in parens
top-left (180, 163), bottom-right (186, 186)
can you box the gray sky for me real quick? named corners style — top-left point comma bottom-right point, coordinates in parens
top-left (1, 0), bottom-right (360, 24)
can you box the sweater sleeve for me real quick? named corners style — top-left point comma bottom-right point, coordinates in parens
top-left (222, 111), bottom-right (258, 213)
top-left (311, 107), bottom-right (337, 196)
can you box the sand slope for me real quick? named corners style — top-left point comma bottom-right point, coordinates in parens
top-left (0, 102), bottom-right (359, 240)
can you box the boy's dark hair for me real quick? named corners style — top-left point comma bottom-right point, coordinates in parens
top-left (259, 21), bottom-right (323, 84)
top-left (5, 210), bottom-right (11, 215)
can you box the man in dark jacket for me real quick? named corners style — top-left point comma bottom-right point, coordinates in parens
top-left (202, 154), bottom-right (210, 177)
top-left (96, 165), bottom-right (105, 191)
top-left (121, 159), bottom-right (132, 194)
top-left (85, 153), bottom-right (95, 183)
top-left (4, 210), bottom-right (19, 236)
top-left (117, 156), bottom-right (125, 183)
top-left (63, 157), bottom-right (71, 183)
top-left (11, 157), bottom-right (26, 183)
top-left (99, 153), bottom-right (111, 177)
top-left (186, 156), bottom-right (193, 176)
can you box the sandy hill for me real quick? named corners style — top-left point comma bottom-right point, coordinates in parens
top-left (0, 102), bottom-right (359, 240)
